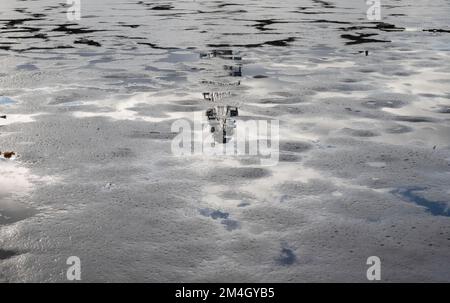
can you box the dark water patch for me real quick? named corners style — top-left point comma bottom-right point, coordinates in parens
top-left (308, 19), bottom-right (351, 25)
top-left (6, 33), bottom-right (48, 40)
top-left (0, 250), bottom-right (20, 260)
top-left (137, 0), bottom-right (175, 10)
top-left (384, 124), bottom-right (413, 134)
top-left (199, 208), bottom-right (240, 231)
top-left (1, 26), bottom-right (41, 34)
top-left (276, 246), bottom-right (297, 266)
top-left (221, 219), bottom-right (240, 231)
top-left (423, 29), bottom-right (450, 33)
top-left (392, 187), bottom-right (450, 217)
top-left (362, 99), bottom-right (407, 109)
top-left (137, 42), bottom-right (179, 50)
top-left (217, 3), bottom-right (241, 8)
top-left (279, 141), bottom-right (313, 153)
top-left (115, 35), bottom-right (146, 40)
top-left (395, 116), bottom-right (436, 123)
top-left (437, 105), bottom-right (450, 114)
top-left (196, 9), bottom-right (235, 14)
top-left (29, 13), bottom-right (46, 18)
top-left (374, 22), bottom-right (405, 32)
top-left (0, 18), bottom-right (43, 28)
top-left (74, 38), bottom-right (101, 47)
top-left (225, 9), bottom-right (248, 14)
top-left (312, 0), bottom-right (335, 8)
top-left (16, 63), bottom-right (38, 71)
top-left (250, 19), bottom-right (288, 31)
top-left (207, 37), bottom-right (295, 48)
top-left (393, 71), bottom-right (416, 77)
top-left (341, 22), bottom-right (405, 32)
top-left (117, 23), bottom-right (140, 29)
top-left (150, 5), bottom-right (174, 11)
top-left (221, 32), bottom-right (249, 36)
top-left (296, 11), bottom-right (333, 15)
top-left (199, 208), bottom-right (229, 219)
top-left (207, 167), bottom-right (271, 182)
top-left (419, 93), bottom-right (443, 98)
top-left (43, 5), bottom-right (62, 11)
top-left (16, 45), bottom-right (74, 53)
top-left (341, 128), bottom-right (379, 137)
top-left (104, 73), bottom-right (150, 79)
top-left (294, 6), bottom-right (333, 14)
top-left (265, 37), bottom-right (296, 47)
top-left (238, 202), bottom-right (251, 207)
top-left (341, 33), bottom-right (390, 45)
top-left (52, 24), bottom-right (104, 35)
top-left (128, 131), bottom-right (177, 140)
top-left (279, 153), bottom-right (302, 162)
top-left (341, 78), bottom-right (362, 83)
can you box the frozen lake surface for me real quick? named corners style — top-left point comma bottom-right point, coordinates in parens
top-left (0, 0), bottom-right (449, 282)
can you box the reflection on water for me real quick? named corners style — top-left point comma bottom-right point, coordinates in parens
top-left (0, 159), bottom-right (38, 225)
top-left (1, 0), bottom-right (450, 282)
top-left (200, 47), bottom-right (243, 144)
top-left (206, 105), bottom-right (239, 144)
